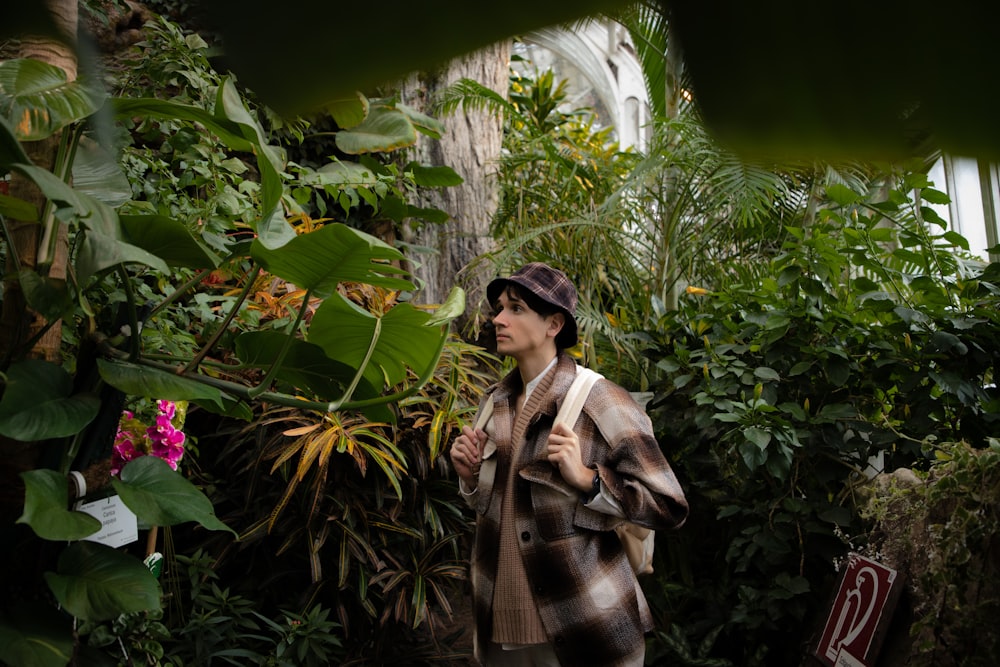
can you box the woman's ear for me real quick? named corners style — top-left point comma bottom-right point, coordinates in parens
top-left (547, 312), bottom-right (566, 339)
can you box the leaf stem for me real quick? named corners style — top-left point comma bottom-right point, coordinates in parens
top-left (246, 285), bottom-right (312, 398)
top-left (183, 263), bottom-right (261, 374)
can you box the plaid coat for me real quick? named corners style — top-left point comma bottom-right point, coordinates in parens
top-left (463, 353), bottom-right (689, 666)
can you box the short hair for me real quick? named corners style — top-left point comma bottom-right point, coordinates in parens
top-left (492, 283), bottom-right (570, 348)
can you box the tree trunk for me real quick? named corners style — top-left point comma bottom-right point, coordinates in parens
top-left (398, 41), bottom-right (509, 342)
top-left (1, 0), bottom-right (76, 363)
top-left (0, 0), bottom-right (77, 522)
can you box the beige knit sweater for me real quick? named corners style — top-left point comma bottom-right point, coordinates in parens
top-left (491, 366), bottom-right (557, 645)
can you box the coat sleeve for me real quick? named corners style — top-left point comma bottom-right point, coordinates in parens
top-left (584, 381), bottom-right (689, 531)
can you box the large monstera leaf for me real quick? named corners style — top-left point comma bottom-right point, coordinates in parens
top-left (308, 291), bottom-right (454, 401)
top-left (0, 59), bottom-right (103, 141)
top-left (250, 222), bottom-right (413, 297)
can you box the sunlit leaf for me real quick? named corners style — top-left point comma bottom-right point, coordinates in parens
top-left (304, 161), bottom-right (379, 188)
top-left (336, 106), bottom-right (417, 154)
top-left (396, 102), bottom-right (445, 139)
top-left (0, 59), bottom-right (103, 140)
top-left (328, 93), bottom-right (369, 129)
top-left (309, 293), bottom-right (447, 394)
top-left (251, 222), bottom-right (412, 298)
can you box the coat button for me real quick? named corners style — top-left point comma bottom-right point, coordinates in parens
top-left (534, 584), bottom-right (545, 595)
top-left (520, 531), bottom-right (531, 542)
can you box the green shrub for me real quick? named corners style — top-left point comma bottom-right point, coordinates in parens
top-left (642, 173), bottom-right (1000, 665)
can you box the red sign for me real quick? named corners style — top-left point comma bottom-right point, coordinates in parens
top-left (814, 553), bottom-right (902, 666)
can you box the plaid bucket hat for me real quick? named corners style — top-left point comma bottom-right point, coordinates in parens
top-left (486, 262), bottom-right (579, 349)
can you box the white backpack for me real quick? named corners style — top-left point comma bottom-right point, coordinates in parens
top-left (474, 366), bottom-right (655, 575)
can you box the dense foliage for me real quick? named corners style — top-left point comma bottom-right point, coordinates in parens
top-left (482, 56), bottom-right (999, 665)
top-left (0, 12), bottom-right (470, 665)
top-left (2, 7), bottom-right (999, 667)
top-left (638, 176), bottom-right (999, 665)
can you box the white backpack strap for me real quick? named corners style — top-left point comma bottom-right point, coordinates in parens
top-left (473, 396), bottom-right (494, 432)
top-left (555, 366), bottom-right (603, 428)
top-left (476, 365), bottom-right (602, 432)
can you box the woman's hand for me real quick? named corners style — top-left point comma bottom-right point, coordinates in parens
top-left (546, 422), bottom-right (593, 492)
top-left (450, 425), bottom-right (487, 488)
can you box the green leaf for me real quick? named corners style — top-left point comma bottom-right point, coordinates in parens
top-left (381, 194), bottom-right (408, 221)
top-left (71, 135), bottom-right (133, 207)
top-left (0, 359), bottom-right (100, 440)
top-left (738, 439), bottom-right (767, 471)
top-left (744, 427), bottom-right (772, 449)
top-left (97, 359), bottom-right (229, 409)
top-left (214, 77), bottom-right (293, 249)
top-left (824, 183), bottom-right (861, 206)
top-left (0, 114), bottom-right (31, 168)
top-left (328, 93), bottom-right (369, 129)
top-left (818, 506), bottom-right (854, 526)
top-left (425, 286), bottom-right (466, 326)
top-left (0, 602), bottom-right (74, 667)
top-left (406, 205), bottom-right (450, 224)
top-left (0, 59), bottom-right (104, 140)
top-left (120, 215), bottom-right (221, 269)
top-left (251, 222), bottom-right (412, 298)
top-left (17, 469), bottom-right (102, 541)
top-left (396, 102), bottom-right (445, 139)
top-left (753, 366), bottom-right (780, 381)
top-left (943, 230), bottom-right (970, 250)
top-left (309, 292), bottom-right (448, 393)
top-left (235, 331), bottom-right (361, 398)
top-left (816, 403), bottom-right (856, 419)
top-left (44, 541), bottom-right (160, 622)
top-left (407, 163), bottom-right (464, 187)
top-left (76, 228), bottom-right (171, 283)
top-left (0, 190), bottom-right (38, 220)
top-left (111, 90), bottom-right (295, 250)
top-left (920, 187), bottom-right (951, 205)
top-left (305, 161), bottom-right (379, 188)
top-left (112, 456), bottom-right (236, 534)
top-left (868, 227), bottom-right (894, 242)
top-left (14, 163), bottom-right (119, 235)
top-left (192, 394), bottom-right (254, 421)
top-left (336, 106), bottom-right (417, 154)
top-left (18, 269), bottom-right (74, 321)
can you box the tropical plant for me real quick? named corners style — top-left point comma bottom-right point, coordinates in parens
top-left (642, 172), bottom-right (1000, 665)
top-left (171, 335), bottom-right (496, 663)
top-left (861, 439), bottom-right (1000, 665)
top-left (0, 12), bottom-right (466, 663)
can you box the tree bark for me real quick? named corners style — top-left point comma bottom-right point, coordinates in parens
top-left (0, 0), bottom-right (77, 524)
top-left (1, 0), bottom-right (77, 364)
top-left (398, 41), bottom-right (509, 341)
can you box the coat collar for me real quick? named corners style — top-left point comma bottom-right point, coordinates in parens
top-left (493, 351), bottom-right (579, 421)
